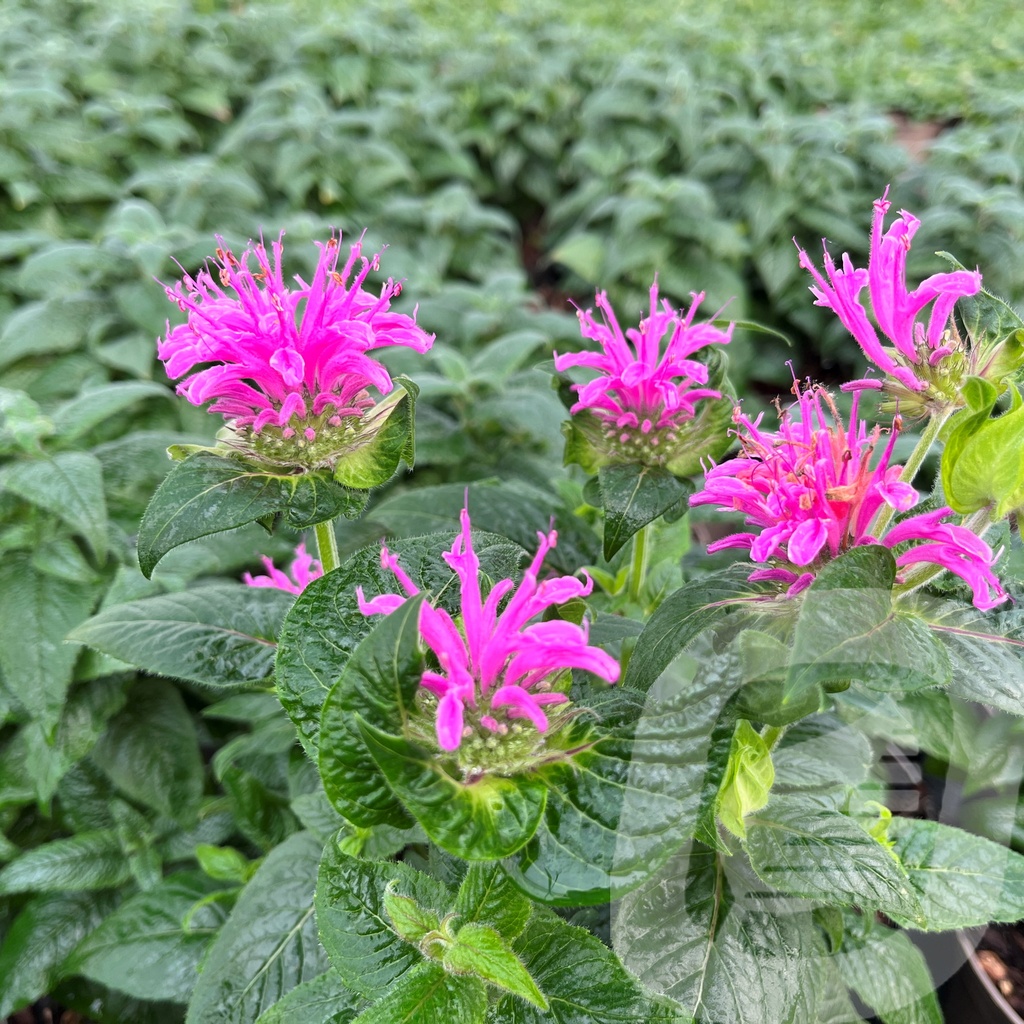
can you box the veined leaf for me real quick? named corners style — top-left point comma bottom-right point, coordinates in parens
top-left (253, 972), bottom-right (364, 1024)
top-left (70, 585), bottom-right (292, 689)
top-left (614, 842), bottom-right (840, 1024)
top-left (507, 646), bottom-right (741, 904)
top-left (0, 831), bottom-right (130, 895)
top-left (598, 463), bottom-right (693, 560)
top-left (493, 910), bottom-right (678, 1024)
top-left (888, 817), bottom-right (1024, 931)
top-left (786, 546), bottom-right (950, 703)
top-left (318, 597), bottom-right (424, 828)
top-left (0, 891), bottom-right (116, 1019)
top-left (314, 839), bottom-right (452, 1001)
top-left (347, 963), bottom-right (486, 1024)
top-left (357, 720), bottom-right (547, 860)
top-left (0, 553), bottom-right (98, 736)
top-left (138, 453), bottom-right (365, 577)
top-left (623, 565), bottom-right (767, 693)
top-left (0, 451), bottom-right (108, 560)
top-left (67, 871), bottom-right (227, 1004)
top-left (745, 791), bottom-right (921, 922)
top-left (836, 925), bottom-right (942, 1024)
top-left (185, 832), bottom-right (329, 1024)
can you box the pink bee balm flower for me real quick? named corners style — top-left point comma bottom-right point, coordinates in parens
top-left (690, 384), bottom-right (1007, 609)
top-left (553, 280), bottom-right (732, 466)
top-left (357, 507), bottom-right (620, 753)
top-left (796, 188), bottom-right (981, 402)
top-left (243, 543), bottom-right (323, 595)
top-left (158, 232), bottom-right (433, 465)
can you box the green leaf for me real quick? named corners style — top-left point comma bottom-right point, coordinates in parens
top-left (941, 383), bottom-right (1024, 516)
top-left (745, 792), bottom-right (921, 921)
top-left (771, 715), bottom-right (873, 792)
top-left (786, 546), bottom-right (950, 702)
top-left (70, 585), bottom-right (293, 688)
top-left (493, 911), bottom-right (674, 1024)
top-left (137, 453), bottom-right (365, 577)
top-left (836, 926), bottom-right (942, 1024)
top-left (185, 832), bottom-right (329, 1024)
top-left (195, 844), bottom-right (257, 884)
top-left (614, 842), bottom-right (838, 1024)
top-left (715, 720), bottom-right (774, 840)
top-left (731, 629), bottom-right (821, 726)
top-left (51, 381), bottom-right (172, 442)
top-left (919, 598), bottom-right (1024, 715)
top-left (314, 840), bottom-right (451, 1001)
top-left (349, 962), bottom-right (486, 1024)
top-left (0, 891), bottom-right (116, 1018)
top-left (254, 972), bottom-right (364, 1024)
top-left (0, 451), bottom-right (108, 560)
top-left (357, 719), bottom-right (548, 861)
top-left (90, 680), bottom-right (203, 825)
top-left (0, 553), bottom-right (98, 735)
top-left (623, 565), bottom-right (765, 692)
top-left (332, 380), bottom-right (418, 488)
top-left (598, 463), bottom-right (693, 560)
top-left (0, 295), bottom-right (101, 370)
top-left (888, 817), bottom-right (1024, 930)
top-left (318, 596), bottom-right (425, 828)
top-left (453, 863), bottom-right (532, 939)
top-left (383, 885), bottom-right (440, 943)
top-left (444, 922), bottom-right (546, 1009)
top-left (66, 871), bottom-right (227, 1004)
top-left (507, 648), bottom-right (741, 904)
top-left (0, 831), bottom-right (131, 895)
top-left (0, 387), bottom-right (53, 455)
top-left (17, 678), bottom-right (127, 807)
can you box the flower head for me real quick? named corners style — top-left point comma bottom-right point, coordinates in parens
top-left (690, 383), bottom-right (1007, 609)
top-left (357, 506), bottom-right (620, 762)
top-left (159, 233), bottom-right (433, 468)
top-left (243, 543), bottom-right (323, 594)
top-left (554, 280), bottom-right (732, 469)
top-left (796, 188), bottom-right (981, 414)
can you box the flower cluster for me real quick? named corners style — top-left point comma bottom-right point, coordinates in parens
top-left (797, 188), bottom-right (981, 413)
top-left (159, 233), bottom-right (434, 467)
top-left (243, 543), bottom-right (323, 594)
top-left (691, 384), bottom-right (1007, 609)
top-left (554, 281), bottom-right (731, 467)
top-left (357, 506), bottom-right (620, 757)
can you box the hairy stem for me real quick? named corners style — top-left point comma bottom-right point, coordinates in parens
top-left (314, 519), bottom-right (341, 574)
top-left (629, 524), bottom-right (650, 605)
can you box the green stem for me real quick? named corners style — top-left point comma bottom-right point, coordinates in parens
top-left (314, 519), bottom-right (341, 574)
top-left (628, 524), bottom-right (650, 605)
top-left (760, 725), bottom-right (785, 751)
top-left (870, 410), bottom-right (950, 538)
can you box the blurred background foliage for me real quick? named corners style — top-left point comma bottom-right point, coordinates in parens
top-left (2, 0), bottom-right (1024, 1017)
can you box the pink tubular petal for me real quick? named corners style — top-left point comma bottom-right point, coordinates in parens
top-left (158, 234), bottom-right (433, 434)
top-left (356, 589), bottom-right (406, 616)
top-left (563, 280), bottom-right (730, 441)
top-left (244, 545), bottom-right (323, 594)
top-left (436, 693), bottom-right (466, 751)
top-left (798, 192), bottom-right (981, 393)
top-left (489, 685), bottom-right (550, 732)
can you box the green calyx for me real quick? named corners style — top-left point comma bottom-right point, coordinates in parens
top-left (170, 377), bottom-right (418, 486)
